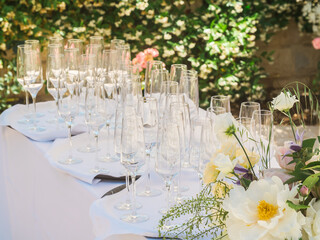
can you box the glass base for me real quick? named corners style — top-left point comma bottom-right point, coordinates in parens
top-left (98, 155), bottom-right (118, 163)
top-left (77, 145), bottom-right (99, 153)
top-left (18, 118), bottom-right (39, 125)
top-left (120, 213), bottom-right (149, 223)
top-left (173, 185), bottom-right (189, 192)
top-left (58, 157), bottom-right (83, 165)
top-left (137, 188), bottom-right (161, 197)
top-left (90, 167), bottom-right (109, 174)
top-left (115, 201), bottom-right (142, 211)
top-left (29, 125), bottom-right (46, 132)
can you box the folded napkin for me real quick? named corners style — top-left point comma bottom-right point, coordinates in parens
top-left (46, 131), bottom-right (134, 184)
top-left (90, 168), bottom-right (199, 240)
top-left (0, 101), bottom-right (86, 141)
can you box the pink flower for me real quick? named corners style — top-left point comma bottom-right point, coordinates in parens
top-left (300, 185), bottom-right (309, 196)
top-left (143, 48), bottom-right (159, 58)
top-left (261, 168), bottom-right (292, 184)
top-left (132, 48), bottom-right (159, 71)
top-left (275, 142), bottom-right (296, 171)
top-left (312, 37), bottom-right (320, 50)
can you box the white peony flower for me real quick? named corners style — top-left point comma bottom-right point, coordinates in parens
top-left (303, 198), bottom-right (320, 239)
top-left (223, 176), bottom-right (305, 240)
top-left (272, 91), bottom-right (298, 112)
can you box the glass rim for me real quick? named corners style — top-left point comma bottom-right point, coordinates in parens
top-left (207, 106), bottom-right (226, 112)
top-left (211, 95), bottom-right (230, 100)
top-left (171, 63), bottom-right (187, 68)
top-left (68, 39), bottom-right (84, 43)
top-left (17, 44), bottom-right (32, 49)
top-left (48, 43), bottom-right (62, 47)
top-left (25, 39), bottom-right (40, 44)
top-left (161, 80), bottom-right (179, 86)
top-left (241, 101), bottom-right (260, 106)
top-left (48, 53), bottom-right (65, 58)
top-left (64, 48), bottom-right (80, 52)
top-left (252, 109), bottom-right (272, 116)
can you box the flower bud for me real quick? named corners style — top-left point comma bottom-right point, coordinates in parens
top-left (300, 185), bottom-right (309, 197)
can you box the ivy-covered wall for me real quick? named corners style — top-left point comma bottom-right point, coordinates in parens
top-left (0, 0), bottom-right (318, 112)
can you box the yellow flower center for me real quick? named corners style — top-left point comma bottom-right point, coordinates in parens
top-left (145, 53), bottom-right (154, 62)
top-left (257, 200), bottom-right (278, 221)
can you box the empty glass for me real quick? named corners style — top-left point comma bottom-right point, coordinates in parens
top-left (48, 36), bottom-right (64, 46)
top-left (120, 111), bottom-right (148, 223)
top-left (251, 110), bottom-right (273, 170)
top-left (67, 39), bottom-right (84, 55)
top-left (210, 95), bottom-right (231, 113)
top-left (137, 97), bottom-right (161, 197)
top-left (110, 39), bottom-right (125, 50)
top-left (58, 93), bottom-right (83, 164)
top-left (180, 70), bottom-right (199, 118)
top-left (170, 64), bottom-right (187, 83)
top-left (144, 61), bottom-right (165, 97)
top-left (239, 101), bottom-right (260, 119)
top-left (64, 48), bottom-right (80, 99)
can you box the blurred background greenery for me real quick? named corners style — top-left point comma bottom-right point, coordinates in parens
top-left (0, 0), bottom-right (319, 113)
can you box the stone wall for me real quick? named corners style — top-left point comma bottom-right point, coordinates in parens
top-left (258, 20), bottom-right (320, 96)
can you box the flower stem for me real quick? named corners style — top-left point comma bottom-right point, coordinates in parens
top-left (233, 133), bottom-right (257, 179)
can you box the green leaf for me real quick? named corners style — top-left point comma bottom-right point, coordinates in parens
top-left (286, 200), bottom-right (309, 210)
top-left (302, 138), bottom-right (316, 148)
top-left (303, 174), bottom-right (320, 189)
top-left (303, 161), bottom-right (320, 170)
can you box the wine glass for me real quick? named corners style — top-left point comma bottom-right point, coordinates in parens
top-left (156, 120), bottom-right (180, 225)
top-left (67, 39), bottom-right (84, 55)
top-left (137, 97), bottom-right (161, 197)
top-left (98, 73), bottom-right (117, 162)
top-left (170, 64), bottom-right (187, 83)
top-left (120, 110), bottom-right (148, 223)
top-left (24, 49), bottom-right (45, 131)
top-left (239, 101), bottom-right (260, 119)
top-left (58, 91), bottom-right (82, 164)
top-left (159, 80), bottom-right (179, 119)
top-left (110, 39), bottom-right (125, 50)
top-left (17, 44), bottom-right (32, 124)
top-left (116, 44), bottom-right (131, 69)
top-left (210, 95), bottom-right (231, 113)
top-left (144, 61), bottom-right (165, 97)
top-left (251, 110), bottom-right (273, 170)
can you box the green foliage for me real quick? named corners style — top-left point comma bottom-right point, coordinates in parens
top-left (0, 0), bottom-right (313, 112)
top-left (158, 183), bottom-right (229, 240)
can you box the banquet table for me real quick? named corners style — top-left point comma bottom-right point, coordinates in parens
top-left (1, 101), bottom-right (319, 240)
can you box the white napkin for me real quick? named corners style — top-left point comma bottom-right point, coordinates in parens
top-left (89, 168), bottom-right (199, 240)
top-left (0, 101), bottom-right (86, 141)
top-left (46, 131), bottom-right (130, 184)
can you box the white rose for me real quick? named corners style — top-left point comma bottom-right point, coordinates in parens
top-left (272, 91), bottom-right (298, 111)
top-left (303, 199), bottom-right (320, 239)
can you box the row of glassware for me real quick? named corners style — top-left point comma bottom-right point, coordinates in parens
top-left (15, 35), bottom-right (273, 224)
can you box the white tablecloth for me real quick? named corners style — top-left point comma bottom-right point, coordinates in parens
top-left (0, 126), bottom-right (149, 240)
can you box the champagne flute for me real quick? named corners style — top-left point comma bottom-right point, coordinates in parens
top-left (48, 36), bottom-right (64, 46)
top-left (88, 93), bottom-right (108, 173)
top-left (137, 97), bottom-right (161, 197)
top-left (67, 39), bottom-right (84, 55)
top-left (99, 73), bottom-right (117, 162)
top-left (239, 101), bottom-right (260, 119)
top-left (156, 120), bottom-right (180, 227)
top-left (89, 35), bottom-right (104, 49)
top-left (210, 95), bottom-right (231, 113)
top-left (24, 49), bottom-right (45, 131)
top-left (170, 64), bottom-right (187, 83)
top-left (120, 110), bottom-right (148, 223)
top-left (144, 60), bottom-right (165, 97)
top-left (180, 70), bottom-right (199, 118)
top-left (58, 90), bottom-right (82, 164)
top-left (110, 39), bottom-right (125, 50)
top-left (17, 44), bottom-right (32, 124)
top-left (64, 48), bottom-right (80, 99)
top-left (251, 110), bottom-right (273, 170)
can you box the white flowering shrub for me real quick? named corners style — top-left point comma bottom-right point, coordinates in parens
top-left (0, 0), bottom-right (312, 111)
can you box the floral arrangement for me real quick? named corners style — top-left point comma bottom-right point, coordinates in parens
top-left (0, 0), bottom-right (317, 112)
top-left (159, 88), bottom-right (320, 240)
top-left (132, 48), bottom-right (159, 72)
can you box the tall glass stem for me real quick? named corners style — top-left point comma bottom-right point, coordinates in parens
top-left (94, 134), bottom-right (99, 170)
top-left (32, 97), bottom-right (36, 116)
top-left (25, 91), bottom-right (29, 109)
top-left (68, 124), bottom-right (73, 161)
top-left (130, 173), bottom-right (137, 216)
top-left (105, 122), bottom-right (110, 158)
top-left (145, 148), bottom-right (152, 193)
top-left (125, 171), bottom-right (131, 205)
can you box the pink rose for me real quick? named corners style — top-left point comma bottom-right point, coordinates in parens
top-left (275, 143), bottom-right (296, 171)
top-left (312, 37), bottom-right (320, 50)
